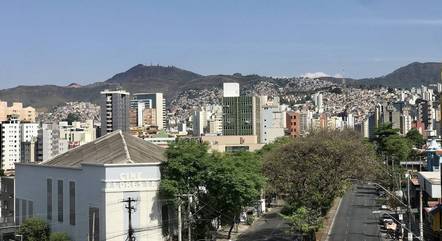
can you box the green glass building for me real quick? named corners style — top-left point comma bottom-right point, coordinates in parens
top-left (222, 96), bottom-right (260, 136)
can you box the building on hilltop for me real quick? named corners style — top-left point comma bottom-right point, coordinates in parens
top-left (15, 130), bottom-right (167, 241)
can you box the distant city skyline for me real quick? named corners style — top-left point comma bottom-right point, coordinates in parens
top-left (1, 0), bottom-right (441, 89)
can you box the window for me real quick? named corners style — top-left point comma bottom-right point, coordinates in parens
top-left (29, 201), bottom-right (34, 217)
top-left (58, 180), bottom-right (63, 222)
top-left (47, 179), bottom-right (52, 220)
top-left (22, 200), bottom-right (27, 221)
top-left (69, 181), bottom-right (76, 225)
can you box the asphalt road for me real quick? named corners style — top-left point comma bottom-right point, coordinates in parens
top-left (237, 208), bottom-right (293, 241)
top-left (328, 184), bottom-right (382, 241)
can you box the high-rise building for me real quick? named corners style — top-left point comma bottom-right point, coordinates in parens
top-left (37, 123), bottom-right (60, 162)
top-left (286, 111), bottom-right (301, 138)
top-left (131, 93), bottom-right (166, 130)
top-left (259, 97), bottom-right (285, 144)
top-left (0, 116), bottom-right (40, 170)
top-left (222, 96), bottom-right (259, 136)
top-left (312, 92), bottom-right (323, 113)
top-left (222, 83), bottom-right (260, 136)
top-left (0, 116), bottom-right (22, 170)
top-left (0, 101), bottom-right (36, 123)
top-left (100, 90), bottom-right (130, 136)
top-left (192, 109), bottom-right (207, 136)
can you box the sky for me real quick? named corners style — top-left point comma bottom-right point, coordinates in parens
top-left (0, 0), bottom-right (441, 89)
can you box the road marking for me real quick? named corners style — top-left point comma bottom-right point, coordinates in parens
top-left (325, 196), bottom-right (344, 241)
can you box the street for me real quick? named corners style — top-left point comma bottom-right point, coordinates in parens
top-left (237, 208), bottom-right (293, 241)
top-left (328, 184), bottom-right (382, 241)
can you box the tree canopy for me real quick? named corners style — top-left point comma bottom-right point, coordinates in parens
top-left (160, 140), bottom-right (265, 240)
top-left (262, 129), bottom-right (381, 238)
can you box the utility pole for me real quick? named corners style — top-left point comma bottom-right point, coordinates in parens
top-left (177, 194), bottom-right (193, 241)
top-left (188, 194), bottom-right (192, 241)
top-left (178, 199), bottom-right (182, 241)
top-left (123, 197), bottom-right (137, 241)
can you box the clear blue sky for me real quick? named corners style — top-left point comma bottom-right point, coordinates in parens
top-left (1, 0), bottom-right (441, 89)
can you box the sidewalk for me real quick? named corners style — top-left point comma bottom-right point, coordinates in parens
top-left (316, 197), bottom-right (343, 241)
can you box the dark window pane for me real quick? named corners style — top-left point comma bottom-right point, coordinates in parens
top-left (58, 180), bottom-right (63, 222)
top-left (69, 181), bottom-right (76, 225)
top-left (47, 179), bottom-right (52, 221)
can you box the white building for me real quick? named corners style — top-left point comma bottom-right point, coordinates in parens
top-left (131, 93), bottom-right (166, 130)
top-left (15, 131), bottom-right (167, 241)
top-left (223, 83), bottom-right (240, 97)
top-left (0, 117), bottom-right (22, 170)
top-left (207, 105), bottom-right (223, 135)
top-left (192, 109), bottom-right (207, 136)
top-left (38, 123), bottom-right (60, 162)
top-left (59, 120), bottom-right (97, 148)
top-left (259, 97), bottom-right (285, 144)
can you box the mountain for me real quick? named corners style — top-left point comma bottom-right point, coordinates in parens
top-left (358, 62), bottom-right (442, 88)
top-left (0, 62), bottom-right (441, 110)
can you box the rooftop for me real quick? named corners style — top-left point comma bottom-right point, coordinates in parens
top-left (41, 130), bottom-right (166, 168)
top-left (419, 171), bottom-right (441, 185)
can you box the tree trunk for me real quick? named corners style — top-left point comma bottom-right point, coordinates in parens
top-left (227, 217), bottom-right (235, 239)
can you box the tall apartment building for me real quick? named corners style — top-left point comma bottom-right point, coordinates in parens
top-left (21, 123), bottom-right (39, 163)
top-left (286, 111), bottom-right (301, 138)
top-left (0, 101), bottom-right (36, 123)
top-left (0, 116), bottom-right (39, 170)
top-left (37, 123), bottom-right (61, 162)
top-left (192, 109), bottom-right (207, 136)
top-left (259, 96), bottom-right (285, 144)
top-left (100, 90), bottom-right (130, 136)
top-left (0, 116), bottom-right (22, 170)
top-left (131, 93), bottom-right (166, 130)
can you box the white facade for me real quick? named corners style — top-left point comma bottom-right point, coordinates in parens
top-left (38, 123), bottom-right (60, 162)
top-left (15, 131), bottom-right (166, 241)
top-left (192, 109), bottom-right (207, 136)
top-left (15, 164), bottom-right (164, 241)
top-left (223, 83), bottom-right (240, 97)
top-left (259, 97), bottom-right (285, 144)
top-left (21, 123), bottom-right (39, 143)
top-left (0, 117), bottom-right (21, 170)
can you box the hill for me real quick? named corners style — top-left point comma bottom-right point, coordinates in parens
top-left (0, 62), bottom-right (441, 110)
top-left (358, 62), bottom-right (442, 88)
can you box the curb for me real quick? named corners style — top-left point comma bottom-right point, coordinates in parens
top-left (318, 197), bottom-right (343, 241)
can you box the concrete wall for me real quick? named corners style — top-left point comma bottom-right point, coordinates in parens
top-left (15, 163), bottom-right (164, 241)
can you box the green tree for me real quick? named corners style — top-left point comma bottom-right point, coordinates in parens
top-left (49, 232), bottom-right (71, 241)
top-left (18, 218), bottom-right (50, 241)
top-left (63, 113), bottom-right (81, 125)
top-left (263, 129), bottom-right (381, 239)
top-left (405, 128), bottom-right (425, 148)
top-left (373, 123), bottom-right (400, 151)
top-left (284, 207), bottom-right (322, 241)
top-left (160, 140), bottom-right (264, 240)
top-left (383, 135), bottom-right (412, 161)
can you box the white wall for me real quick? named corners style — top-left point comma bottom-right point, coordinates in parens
top-left (15, 163), bottom-right (164, 241)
